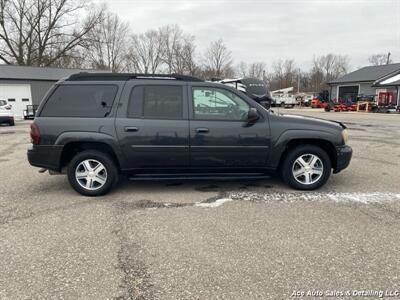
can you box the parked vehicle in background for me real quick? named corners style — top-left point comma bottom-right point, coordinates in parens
top-left (23, 105), bottom-right (39, 120)
top-left (311, 98), bottom-right (325, 108)
top-left (273, 94), bottom-right (296, 108)
top-left (312, 90), bottom-right (330, 108)
top-left (28, 73), bottom-right (352, 196)
top-left (0, 100), bottom-right (15, 126)
top-left (218, 78), bottom-right (273, 109)
top-left (270, 87), bottom-right (296, 108)
top-left (303, 95), bottom-right (314, 106)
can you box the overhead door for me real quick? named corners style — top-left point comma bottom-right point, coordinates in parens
top-left (338, 85), bottom-right (359, 102)
top-left (0, 84), bottom-right (32, 118)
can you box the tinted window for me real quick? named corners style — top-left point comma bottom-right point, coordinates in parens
top-left (41, 85), bottom-right (118, 117)
top-left (128, 85), bottom-right (183, 119)
top-left (8, 98), bottom-right (15, 102)
top-left (192, 87), bottom-right (249, 121)
top-left (0, 100), bottom-right (6, 106)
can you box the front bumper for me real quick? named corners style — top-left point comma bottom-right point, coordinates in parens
top-left (27, 144), bottom-right (64, 171)
top-left (0, 116), bottom-right (13, 123)
top-left (333, 145), bottom-right (352, 173)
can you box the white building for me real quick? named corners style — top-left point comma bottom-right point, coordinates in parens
top-left (0, 65), bottom-right (100, 117)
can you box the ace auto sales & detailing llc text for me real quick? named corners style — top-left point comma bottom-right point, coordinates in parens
top-left (291, 290), bottom-right (400, 298)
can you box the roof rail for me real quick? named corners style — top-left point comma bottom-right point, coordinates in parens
top-left (66, 72), bottom-right (203, 82)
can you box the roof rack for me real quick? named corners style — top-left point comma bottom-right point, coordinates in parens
top-left (66, 72), bottom-right (203, 82)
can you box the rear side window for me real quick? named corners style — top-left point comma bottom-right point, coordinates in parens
top-left (128, 85), bottom-right (183, 119)
top-left (41, 85), bottom-right (118, 117)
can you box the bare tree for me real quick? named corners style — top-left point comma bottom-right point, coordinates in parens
top-left (268, 59), bottom-right (297, 90)
top-left (236, 61), bottom-right (248, 77)
top-left (283, 59), bottom-right (296, 87)
top-left (51, 47), bottom-right (87, 68)
top-left (0, 0), bottom-right (103, 66)
top-left (309, 54), bottom-right (349, 91)
top-left (126, 29), bottom-right (163, 74)
top-left (248, 62), bottom-right (265, 79)
top-left (84, 10), bottom-right (129, 72)
top-left (271, 59), bottom-right (284, 89)
top-left (319, 54), bottom-right (348, 82)
top-left (309, 66), bottom-right (324, 92)
top-left (159, 24), bottom-right (197, 75)
top-left (368, 53), bottom-right (392, 66)
top-left (236, 61), bottom-right (265, 79)
top-left (180, 37), bottom-right (198, 75)
top-left (203, 39), bottom-right (233, 78)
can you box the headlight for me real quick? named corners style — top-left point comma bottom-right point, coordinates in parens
top-left (341, 129), bottom-right (349, 144)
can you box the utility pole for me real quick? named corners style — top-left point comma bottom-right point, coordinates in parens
top-left (387, 52), bottom-right (391, 64)
top-left (297, 69), bottom-right (300, 93)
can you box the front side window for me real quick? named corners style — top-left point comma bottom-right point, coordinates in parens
top-left (128, 85), bottom-right (183, 119)
top-left (40, 85), bottom-right (118, 117)
top-left (192, 87), bottom-right (250, 120)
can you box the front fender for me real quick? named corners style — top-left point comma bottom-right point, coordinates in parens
top-left (267, 129), bottom-right (340, 169)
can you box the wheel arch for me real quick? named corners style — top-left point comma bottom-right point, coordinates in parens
top-left (60, 141), bottom-right (121, 171)
top-left (277, 138), bottom-right (337, 171)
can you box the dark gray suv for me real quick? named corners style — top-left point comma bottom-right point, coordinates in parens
top-left (28, 73), bottom-right (352, 196)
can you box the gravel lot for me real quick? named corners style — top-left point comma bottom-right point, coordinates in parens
top-left (1, 109), bottom-right (400, 299)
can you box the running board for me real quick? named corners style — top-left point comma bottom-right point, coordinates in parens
top-left (128, 173), bottom-right (270, 181)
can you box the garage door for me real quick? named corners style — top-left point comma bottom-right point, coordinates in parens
top-left (338, 85), bottom-right (359, 102)
top-left (0, 84), bottom-right (32, 118)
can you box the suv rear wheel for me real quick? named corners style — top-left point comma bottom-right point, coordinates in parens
top-left (67, 150), bottom-right (118, 196)
top-left (281, 145), bottom-right (331, 190)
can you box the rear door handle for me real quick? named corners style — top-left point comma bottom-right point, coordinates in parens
top-left (124, 126), bottom-right (139, 132)
top-left (195, 127), bottom-right (209, 133)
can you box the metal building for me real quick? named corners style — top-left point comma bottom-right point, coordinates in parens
top-left (328, 63), bottom-right (400, 105)
top-left (0, 65), bottom-right (99, 118)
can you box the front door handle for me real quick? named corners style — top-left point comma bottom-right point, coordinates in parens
top-left (196, 127), bottom-right (209, 133)
top-left (124, 126), bottom-right (139, 132)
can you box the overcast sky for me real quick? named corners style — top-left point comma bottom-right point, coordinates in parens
top-left (100, 0), bottom-right (399, 71)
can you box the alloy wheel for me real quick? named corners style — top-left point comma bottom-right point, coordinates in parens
top-left (292, 154), bottom-right (324, 185)
top-left (75, 159), bottom-right (108, 191)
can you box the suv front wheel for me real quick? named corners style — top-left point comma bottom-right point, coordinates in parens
top-left (67, 150), bottom-right (118, 196)
top-left (281, 145), bottom-right (331, 190)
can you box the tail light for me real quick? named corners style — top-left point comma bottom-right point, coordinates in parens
top-left (30, 123), bottom-right (41, 145)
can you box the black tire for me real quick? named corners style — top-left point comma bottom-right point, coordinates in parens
top-left (281, 145), bottom-right (331, 190)
top-left (67, 150), bottom-right (118, 196)
top-left (280, 102), bottom-right (285, 108)
top-left (9, 119), bottom-right (15, 126)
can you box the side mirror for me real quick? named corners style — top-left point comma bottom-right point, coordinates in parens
top-left (260, 100), bottom-right (271, 110)
top-left (247, 108), bottom-right (259, 124)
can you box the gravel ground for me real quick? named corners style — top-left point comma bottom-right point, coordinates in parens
top-left (0, 109), bottom-right (400, 299)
